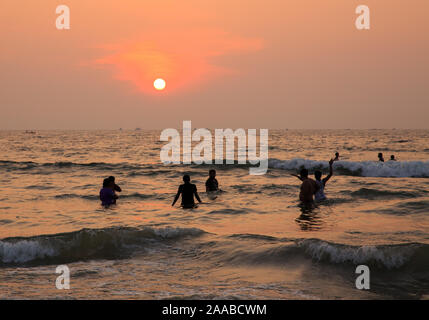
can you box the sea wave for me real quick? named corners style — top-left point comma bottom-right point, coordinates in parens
top-left (0, 226), bottom-right (205, 266)
top-left (7, 158), bottom-right (428, 178)
top-left (222, 234), bottom-right (429, 270)
top-left (0, 160), bottom-right (148, 172)
top-left (2, 228), bottom-right (429, 271)
top-left (297, 239), bottom-right (426, 269)
top-left (269, 158), bottom-right (429, 177)
top-left (349, 188), bottom-right (423, 199)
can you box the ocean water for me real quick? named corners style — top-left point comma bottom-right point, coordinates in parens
top-left (0, 129), bottom-right (429, 299)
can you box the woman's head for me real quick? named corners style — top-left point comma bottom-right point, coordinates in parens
top-left (103, 178), bottom-right (114, 188)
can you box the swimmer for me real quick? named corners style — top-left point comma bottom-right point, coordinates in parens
top-left (291, 168), bottom-right (320, 203)
top-left (99, 178), bottom-right (118, 207)
top-left (205, 169), bottom-right (220, 192)
top-left (107, 176), bottom-right (122, 192)
top-left (314, 159), bottom-right (334, 202)
top-left (172, 174), bottom-right (202, 208)
top-left (334, 152), bottom-right (340, 161)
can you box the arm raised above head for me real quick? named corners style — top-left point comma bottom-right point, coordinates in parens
top-left (323, 159), bottom-right (334, 185)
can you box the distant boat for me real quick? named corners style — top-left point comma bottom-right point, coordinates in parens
top-left (25, 130), bottom-right (36, 134)
top-left (135, 127), bottom-right (141, 131)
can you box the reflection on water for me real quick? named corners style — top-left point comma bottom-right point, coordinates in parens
top-left (0, 129), bottom-right (429, 299)
top-left (295, 202), bottom-right (327, 231)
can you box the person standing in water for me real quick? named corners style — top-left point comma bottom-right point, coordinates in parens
top-left (291, 168), bottom-right (319, 203)
top-left (172, 174), bottom-right (202, 208)
top-left (390, 155), bottom-right (397, 161)
top-left (205, 169), bottom-right (220, 192)
top-left (100, 178), bottom-right (118, 207)
top-left (378, 153), bottom-right (385, 162)
top-left (107, 176), bottom-right (122, 192)
top-left (314, 159), bottom-right (334, 202)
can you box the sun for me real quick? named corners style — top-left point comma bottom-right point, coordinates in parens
top-left (153, 78), bottom-right (166, 90)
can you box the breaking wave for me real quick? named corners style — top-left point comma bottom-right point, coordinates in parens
top-left (269, 158), bottom-right (429, 177)
top-left (221, 234), bottom-right (429, 270)
top-left (297, 239), bottom-right (428, 269)
top-left (0, 226), bottom-right (205, 266)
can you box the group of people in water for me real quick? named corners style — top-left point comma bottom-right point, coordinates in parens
top-left (99, 169), bottom-right (221, 208)
top-left (99, 152), bottom-right (399, 208)
top-left (378, 153), bottom-right (397, 162)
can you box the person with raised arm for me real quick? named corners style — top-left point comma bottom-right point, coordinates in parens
top-left (313, 159), bottom-right (334, 202)
top-left (334, 152), bottom-right (340, 161)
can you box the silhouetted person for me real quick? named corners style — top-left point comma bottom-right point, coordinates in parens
top-left (100, 178), bottom-right (118, 207)
top-left (334, 152), bottom-right (340, 161)
top-left (390, 155), bottom-right (397, 161)
top-left (291, 168), bottom-right (320, 203)
top-left (172, 174), bottom-right (202, 208)
top-left (107, 176), bottom-right (122, 192)
top-left (205, 169), bottom-right (219, 192)
top-left (378, 153), bottom-right (384, 162)
top-left (314, 159), bottom-right (334, 202)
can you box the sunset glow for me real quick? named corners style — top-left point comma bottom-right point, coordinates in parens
top-left (0, 0), bottom-right (428, 129)
top-left (154, 78), bottom-right (166, 90)
top-left (1, 0), bottom-right (429, 303)
top-left (93, 30), bottom-right (263, 95)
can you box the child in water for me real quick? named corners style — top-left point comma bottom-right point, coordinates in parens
top-left (99, 178), bottom-right (118, 207)
top-left (205, 169), bottom-right (220, 192)
top-left (313, 159), bottom-right (334, 202)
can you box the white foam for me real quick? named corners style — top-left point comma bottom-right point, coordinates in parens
top-left (151, 227), bottom-right (205, 239)
top-left (0, 226), bottom-right (207, 264)
top-left (269, 158), bottom-right (429, 177)
top-left (299, 239), bottom-right (414, 269)
top-left (0, 240), bottom-right (56, 263)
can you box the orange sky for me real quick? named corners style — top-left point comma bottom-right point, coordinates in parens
top-left (0, 0), bottom-right (428, 129)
